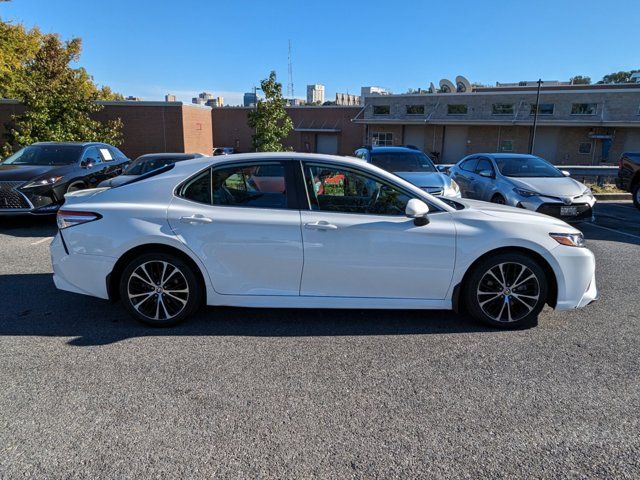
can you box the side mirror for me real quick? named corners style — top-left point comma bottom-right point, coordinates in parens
top-left (479, 169), bottom-right (494, 178)
top-left (561, 170), bottom-right (571, 177)
top-left (436, 165), bottom-right (448, 173)
top-left (406, 198), bottom-right (430, 226)
top-left (80, 159), bottom-right (95, 168)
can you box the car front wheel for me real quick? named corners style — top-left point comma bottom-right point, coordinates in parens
top-left (119, 253), bottom-right (202, 327)
top-left (464, 252), bottom-right (548, 328)
top-left (633, 183), bottom-right (640, 210)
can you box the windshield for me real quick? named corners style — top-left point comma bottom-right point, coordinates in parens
top-left (125, 157), bottom-right (180, 175)
top-left (495, 157), bottom-right (564, 178)
top-left (1, 145), bottom-right (83, 166)
top-left (370, 152), bottom-right (437, 173)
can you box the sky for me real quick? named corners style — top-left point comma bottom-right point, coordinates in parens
top-left (1, 0), bottom-right (639, 105)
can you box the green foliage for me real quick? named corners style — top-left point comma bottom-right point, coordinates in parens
top-left (247, 71), bottom-right (293, 152)
top-left (97, 85), bottom-right (125, 101)
top-left (570, 75), bottom-right (591, 85)
top-left (0, 19), bottom-right (42, 98)
top-left (1, 23), bottom-right (123, 155)
top-left (597, 70), bottom-right (639, 84)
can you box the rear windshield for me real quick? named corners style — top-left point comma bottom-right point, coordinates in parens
top-left (125, 156), bottom-right (185, 175)
top-left (370, 152), bottom-right (437, 173)
top-left (495, 157), bottom-right (563, 178)
top-left (1, 145), bottom-right (83, 166)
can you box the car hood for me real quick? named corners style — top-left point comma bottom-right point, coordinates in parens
top-left (0, 164), bottom-right (71, 182)
top-left (508, 176), bottom-right (586, 197)
top-left (394, 172), bottom-right (450, 189)
top-left (98, 175), bottom-right (137, 188)
top-left (456, 198), bottom-right (575, 229)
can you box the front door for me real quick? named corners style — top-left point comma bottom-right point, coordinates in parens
top-left (299, 162), bottom-right (456, 299)
top-left (168, 161), bottom-right (303, 296)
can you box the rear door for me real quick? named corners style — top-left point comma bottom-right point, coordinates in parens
top-left (451, 157), bottom-right (477, 197)
top-left (167, 161), bottom-right (304, 296)
top-left (471, 157), bottom-right (496, 201)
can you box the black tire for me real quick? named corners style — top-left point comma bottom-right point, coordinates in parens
top-left (633, 183), bottom-right (640, 210)
top-left (491, 194), bottom-right (506, 205)
top-left (66, 181), bottom-right (86, 193)
top-left (463, 252), bottom-right (548, 328)
top-left (119, 252), bottom-right (202, 327)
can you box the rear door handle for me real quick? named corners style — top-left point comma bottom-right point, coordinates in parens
top-left (180, 214), bottom-right (212, 224)
top-left (305, 221), bottom-right (338, 231)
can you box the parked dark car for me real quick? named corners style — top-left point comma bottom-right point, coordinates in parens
top-left (615, 152), bottom-right (640, 209)
top-left (213, 147), bottom-right (236, 156)
top-left (0, 142), bottom-right (129, 214)
top-left (98, 153), bottom-right (205, 188)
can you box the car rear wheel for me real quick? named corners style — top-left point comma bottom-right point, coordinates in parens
top-left (633, 183), bottom-right (640, 210)
top-left (463, 252), bottom-right (548, 328)
top-left (491, 194), bottom-right (506, 205)
top-left (119, 253), bottom-right (202, 327)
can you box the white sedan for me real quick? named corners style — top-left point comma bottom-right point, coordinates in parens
top-left (51, 153), bottom-right (598, 328)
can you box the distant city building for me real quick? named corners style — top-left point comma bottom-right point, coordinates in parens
top-left (192, 92), bottom-right (214, 105)
top-left (335, 93), bottom-right (361, 106)
top-left (205, 96), bottom-right (224, 107)
top-left (165, 94), bottom-right (176, 102)
top-left (495, 80), bottom-right (569, 88)
top-left (125, 96), bottom-right (143, 101)
top-left (284, 98), bottom-right (304, 106)
top-left (243, 92), bottom-right (258, 107)
top-left (306, 84), bottom-right (325, 104)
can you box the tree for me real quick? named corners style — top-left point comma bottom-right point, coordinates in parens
top-left (597, 70), bottom-right (639, 84)
top-left (0, 19), bottom-right (42, 98)
top-left (2, 33), bottom-right (122, 154)
top-left (247, 71), bottom-right (293, 152)
top-left (570, 75), bottom-right (591, 85)
top-left (97, 85), bottom-right (125, 101)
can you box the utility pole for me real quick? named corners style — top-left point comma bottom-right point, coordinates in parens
top-left (529, 78), bottom-right (542, 154)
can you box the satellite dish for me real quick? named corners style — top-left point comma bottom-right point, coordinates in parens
top-left (439, 79), bottom-right (455, 93)
top-left (428, 82), bottom-right (437, 94)
top-left (456, 75), bottom-right (471, 93)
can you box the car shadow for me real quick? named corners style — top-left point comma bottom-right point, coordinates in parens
top-left (0, 273), bottom-right (499, 346)
top-left (0, 215), bottom-right (57, 237)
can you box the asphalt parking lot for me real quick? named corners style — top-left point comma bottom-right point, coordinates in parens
top-left (0, 202), bottom-right (639, 479)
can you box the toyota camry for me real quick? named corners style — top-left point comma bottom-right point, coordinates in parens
top-left (51, 153), bottom-right (598, 328)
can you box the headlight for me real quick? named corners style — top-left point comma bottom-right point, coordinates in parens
top-left (22, 176), bottom-right (63, 188)
top-left (550, 232), bottom-right (585, 248)
top-left (513, 187), bottom-right (539, 198)
top-left (449, 179), bottom-right (460, 193)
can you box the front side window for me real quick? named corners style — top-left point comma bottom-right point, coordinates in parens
top-left (373, 105), bottom-right (390, 115)
top-left (211, 163), bottom-right (287, 209)
top-left (447, 104), bottom-right (468, 115)
top-left (492, 103), bottom-right (515, 115)
top-left (81, 147), bottom-right (103, 164)
top-left (571, 103), bottom-right (597, 115)
top-left (304, 164), bottom-right (411, 215)
top-left (475, 158), bottom-right (494, 175)
top-left (372, 132), bottom-right (393, 146)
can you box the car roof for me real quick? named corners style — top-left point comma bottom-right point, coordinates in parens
top-left (367, 146), bottom-right (421, 154)
top-left (135, 153), bottom-right (204, 161)
top-left (469, 153), bottom-right (540, 159)
top-left (31, 141), bottom-right (107, 147)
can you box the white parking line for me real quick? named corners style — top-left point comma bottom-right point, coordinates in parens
top-left (30, 237), bottom-right (52, 246)
top-left (582, 222), bottom-right (640, 241)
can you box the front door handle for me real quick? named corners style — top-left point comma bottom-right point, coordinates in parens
top-left (180, 214), bottom-right (212, 224)
top-left (305, 221), bottom-right (338, 231)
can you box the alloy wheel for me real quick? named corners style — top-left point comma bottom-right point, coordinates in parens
top-left (127, 261), bottom-right (190, 321)
top-left (476, 262), bottom-right (540, 323)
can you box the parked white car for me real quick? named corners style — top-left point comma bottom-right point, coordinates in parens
top-left (51, 153), bottom-right (598, 328)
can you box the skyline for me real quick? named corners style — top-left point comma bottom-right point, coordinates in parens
top-left (1, 0), bottom-right (638, 105)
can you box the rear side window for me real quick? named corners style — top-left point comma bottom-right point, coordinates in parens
top-left (211, 163), bottom-right (287, 209)
top-left (459, 158), bottom-right (477, 172)
top-left (180, 169), bottom-right (212, 204)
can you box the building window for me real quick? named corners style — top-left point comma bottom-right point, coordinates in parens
top-left (406, 105), bottom-right (425, 115)
top-left (373, 105), bottom-right (390, 115)
top-left (492, 103), bottom-right (515, 115)
top-left (447, 104), bottom-right (468, 115)
top-left (372, 132), bottom-right (393, 146)
top-left (500, 140), bottom-right (513, 152)
top-left (578, 142), bottom-right (593, 154)
top-left (530, 103), bottom-right (555, 115)
top-left (571, 103), bottom-right (597, 115)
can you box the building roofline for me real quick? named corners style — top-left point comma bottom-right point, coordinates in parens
top-left (353, 118), bottom-right (640, 128)
top-left (367, 86), bottom-right (640, 99)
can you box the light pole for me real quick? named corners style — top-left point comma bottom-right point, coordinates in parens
top-left (253, 86), bottom-right (262, 152)
top-left (529, 78), bottom-right (543, 154)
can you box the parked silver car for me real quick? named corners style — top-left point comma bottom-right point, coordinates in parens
top-left (449, 153), bottom-right (596, 221)
top-left (354, 146), bottom-right (461, 197)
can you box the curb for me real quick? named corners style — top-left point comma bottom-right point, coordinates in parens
top-left (593, 193), bottom-right (632, 201)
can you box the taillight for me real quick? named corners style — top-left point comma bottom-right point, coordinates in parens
top-left (56, 210), bottom-right (102, 229)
